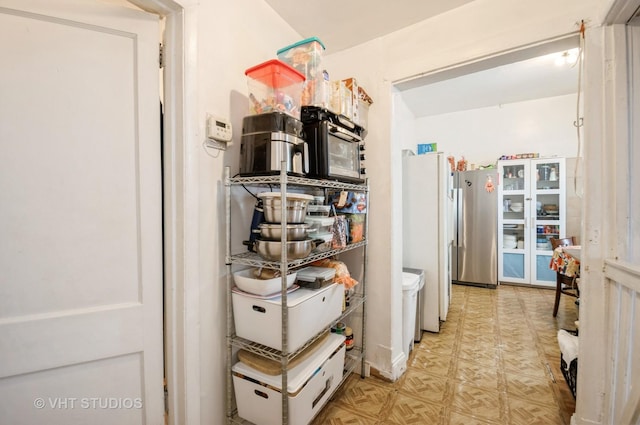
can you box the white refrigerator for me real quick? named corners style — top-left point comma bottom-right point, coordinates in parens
top-left (402, 151), bottom-right (453, 333)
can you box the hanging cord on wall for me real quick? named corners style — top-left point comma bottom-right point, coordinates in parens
top-left (202, 139), bottom-right (221, 158)
top-left (572, 20), bottom-right (586, 198)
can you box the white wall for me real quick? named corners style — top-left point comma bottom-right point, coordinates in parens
top-left (410, 94), bottom-right (584, 242)
top-left (181, 1), bottom-right (302, 423)
top-left (413, 94), bottom-right (580, 167)
top-left (393, 89), bottom-right (418, 154)
top-left (322, 0), bottom-right (606, 380)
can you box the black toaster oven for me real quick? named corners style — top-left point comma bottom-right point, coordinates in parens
top-left (301, 106), bottom-right (366, 184)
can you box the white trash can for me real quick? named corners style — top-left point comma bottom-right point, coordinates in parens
top-left (402, 272), bottom-right (421, 359)
top-left (403, 267), bottom-right (425, 342)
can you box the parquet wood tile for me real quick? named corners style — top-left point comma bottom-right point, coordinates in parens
top-left (397, 368), bottom-right (449, 403)
top-left (457, 345), bottom-right (500, 365)
top-left (454, 358), bottom-right (500, 390)
top-left (310, 402), bottom-right (379, 425)
top-left (449, 410), bottom-right (502, 425)
top-left (409, 349), bottom-right (453, 376)
top-left (450, 382), bottom-right (504, 423)
top-left (333, 377), bottom-right (396, 417)
top-left (385, 392), bottom-right (444, 424)
top-left (508, 397), bottom-right (564, 425)
top-left (498, 338), bottom-right (539, 354)
top-left (314, 283), bottom-right (578, 425)
top-left (504, 372), bottom-right (558, 406)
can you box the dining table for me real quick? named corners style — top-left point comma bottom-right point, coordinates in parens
top-left (550, 245), bottom-right (581, 318)
top-left (550, 245), bottom-right (581, 278)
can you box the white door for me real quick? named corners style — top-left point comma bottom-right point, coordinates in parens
top-left (0, 1), bottom-right (164, 424)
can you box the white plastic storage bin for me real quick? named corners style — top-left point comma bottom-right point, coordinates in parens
top-left (232, 333), bottom-right (346, 425)
top-left (232, 282), bottom-right (344, 352)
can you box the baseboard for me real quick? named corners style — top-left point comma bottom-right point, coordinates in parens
top-left (453, 281), bottom-right (497, 289)
top-left (369, 352), bottom-right (407, 382)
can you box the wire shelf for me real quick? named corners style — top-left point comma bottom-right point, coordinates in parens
top-left (227, 241), bottom-right (367, 268)
top-left (227, 174), bottom-right (369, 192)
top-left (225, 167), bottom-right (369, 425)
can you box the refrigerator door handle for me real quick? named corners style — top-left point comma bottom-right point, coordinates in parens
top-left (456, 188), bottom-right (464, 248)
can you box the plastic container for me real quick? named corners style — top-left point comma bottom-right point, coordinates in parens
top-left (245, 59), bottom-right (305, 119)
top-left (345, 214), bottom-right (365, 243)
top-left (402, 272), bottom-right (421, 359)
top-left (277, 37), bottom-right (327, 107)
top-left (328, 191), bottom-right (367, 214)
top-left (358, 99), bottom-right (370, 131)
top-left (310, 233), bottom-right (333, 253)
top-left (232, 333), bottom-right (345, 425)
top-left (295, 266), bottom-right (335, 289)
top-left (232, 282), bottom-right (344, 352)
top-left (329, 80), bottom-right (352, 119)
top-left (304, 216), bottom-right (335, 236)
top-left (306, 204), bottom-right (330, 217)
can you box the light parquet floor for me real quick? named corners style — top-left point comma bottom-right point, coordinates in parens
top-left (312, 283), bottom-right (579, 425)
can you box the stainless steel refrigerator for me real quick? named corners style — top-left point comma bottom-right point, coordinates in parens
top-left (452, 170), bottom-right (498, 288)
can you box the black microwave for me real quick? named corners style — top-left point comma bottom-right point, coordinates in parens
top-left (301, 107), bottom-right (366, 184)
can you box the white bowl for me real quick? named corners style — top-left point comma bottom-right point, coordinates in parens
top-left (504, 241), bottom-right (517, 249)
top-left (233, 268), bottom-right (297, 296)
top-left (510, 206), bottom-right (523, 213)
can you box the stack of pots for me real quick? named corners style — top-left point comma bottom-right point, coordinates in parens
top-left (254, 192), bottom-right (320, 261)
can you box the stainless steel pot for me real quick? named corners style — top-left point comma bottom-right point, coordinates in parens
top-left (254, 238), bottom-right (323, 261)
top-left (255, 223), bottom-right (310, 241)
top-left (258, 192), bottom-right (313, 224)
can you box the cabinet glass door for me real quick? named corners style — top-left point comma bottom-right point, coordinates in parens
top-left (498, 160), bottom-right (529, 283)
top-left (530, 158), bottom-right (565, 285)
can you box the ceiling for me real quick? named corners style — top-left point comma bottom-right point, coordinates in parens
top-left (398, 42), bottom-right (581, 117)
top-left (265, 0), bottom-right (581, 117)
top-left (264, 0), bottom-right (477, 55)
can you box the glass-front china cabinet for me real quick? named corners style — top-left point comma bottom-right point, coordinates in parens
top-left (497, 157), bottom-right (566, 287)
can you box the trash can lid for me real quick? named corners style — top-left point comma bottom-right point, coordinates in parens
top-left (402, 272), bottom-right (420, 292)
top-left (402, 268), bottom-right (425, 291)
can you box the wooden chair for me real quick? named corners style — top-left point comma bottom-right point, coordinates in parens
top-left (551, 237), bottom-right (579, 317)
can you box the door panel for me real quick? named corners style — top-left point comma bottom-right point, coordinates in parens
top-left (0, 1), bottom-right (163, 423)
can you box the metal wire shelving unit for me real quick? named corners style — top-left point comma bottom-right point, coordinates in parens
top-left (224, 166), bottom-right (369, 425)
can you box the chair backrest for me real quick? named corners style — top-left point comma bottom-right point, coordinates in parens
top-left (550, 236), bottom-right (577, 250)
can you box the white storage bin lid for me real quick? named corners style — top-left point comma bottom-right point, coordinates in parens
top-left (238, 282), bottom-right (339, 307)
top-left (232, 332), bottom-right (345, 393)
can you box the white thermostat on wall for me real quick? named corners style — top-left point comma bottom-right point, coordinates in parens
top-left (206, 114), bottom-right (233, 143)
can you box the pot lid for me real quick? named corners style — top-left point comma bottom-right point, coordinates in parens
top-left (258, 223), bottom-right (310, 229)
